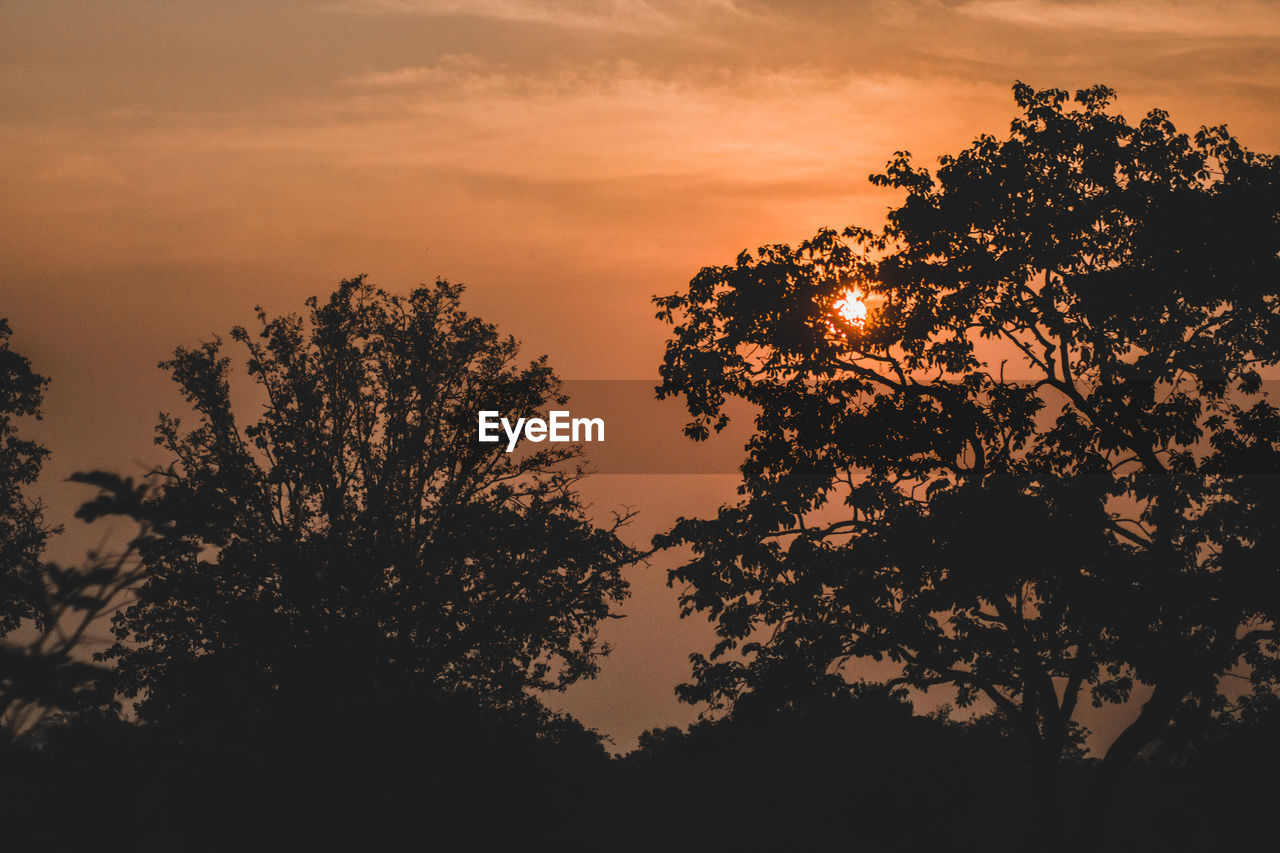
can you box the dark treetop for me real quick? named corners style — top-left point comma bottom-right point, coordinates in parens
top-left (654, 83), bottom-right (1280, 823)
top-left (83, 277), bottom-right (636, 727)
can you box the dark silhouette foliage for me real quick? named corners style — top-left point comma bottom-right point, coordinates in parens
top-left (620, 689), bottom-right (1037, 852)
top-left (5, 285), bottom-right (640, 848)
top-left (653, 82), bottom-right (1280, 829)
top-left (5, 692), bottom-right (618, 851)
top-left (0, 318), bottom-right (53, 636)
top-left (1, 319), bottom-right (127, 731)
top-left (79, 277), bottom-right (636, 732)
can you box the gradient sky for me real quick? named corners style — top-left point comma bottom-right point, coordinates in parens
top-left (3, 0), bottom-right (1279, 750)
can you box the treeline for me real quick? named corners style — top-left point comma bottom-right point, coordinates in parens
top-left (5, 684), bottom-right (1279, 850)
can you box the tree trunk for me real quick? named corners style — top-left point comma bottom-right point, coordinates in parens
top-left (1085, 683), bottom-right (1181, 831)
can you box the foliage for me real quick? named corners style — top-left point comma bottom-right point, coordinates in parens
top-left (0, 319), bottom-right (138, 732)
top-left (4, 693), bottom-right (618, 851)
top-left (83, 276), bottom-right (635, 727)
top-left (653, 82), bottom-right (1280, 817)
top-left (0, 319), bottom-right (55, 636)
top-left (621, 690), bottom-right (1038, 852)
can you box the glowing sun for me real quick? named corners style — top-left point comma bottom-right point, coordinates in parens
top-left (832, 287), bottom-right (868, 327)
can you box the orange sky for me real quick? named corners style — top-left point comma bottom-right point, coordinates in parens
top-left (3, 0), bottom-right (1279, 750)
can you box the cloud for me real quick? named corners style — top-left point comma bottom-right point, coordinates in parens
top-left (327, 0), bottom-right (757, 35)
top-left (957, 0), bottom-right (1280, 39)
top-left (344, 55), bottom-right (493, 89)
top-left (0, 55), bottom-right (1016, 281)
top-left (9, 7), bottom-right (1276, 287)
top-left (292, 60), bottom-right (1011, 186)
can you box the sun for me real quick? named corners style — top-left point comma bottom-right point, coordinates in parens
top-left (832, 287), bottom-right (868, 327)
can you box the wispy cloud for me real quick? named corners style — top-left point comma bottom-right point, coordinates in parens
top-left (343, 54), bottom-right (494, 89)
top-left (0, 56), bottom-right (1013, 279)
top-left (957, 0), bottom-right (1280, 39)
top-left (6, 1), bottom-right (1277, 288)
top-left (308, 60), bottom-right (1011, 185)
top-left (327, 0), bottom-right (757, 35)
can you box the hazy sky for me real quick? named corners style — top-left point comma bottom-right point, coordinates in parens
top-left (3, 0), bottom-right (1279, 749)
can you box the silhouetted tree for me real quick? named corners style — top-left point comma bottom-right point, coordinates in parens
top-left (0, 319), bottom-right (53, 636)
top-left (1, 320), bottom-right (128, 733)
top-left (654, 83), bottom-right (1280, 834)
top-left (81, 277), bottom-right (635, 732)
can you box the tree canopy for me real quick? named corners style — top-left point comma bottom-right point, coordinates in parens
top-left (82, 277), bottom-right (635, 727)
top-left (653, 83), bottom-right (1280, 822)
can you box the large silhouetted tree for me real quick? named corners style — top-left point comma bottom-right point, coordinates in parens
top-left (654, 83), bottom-right (1280, 832)
top-left (81, 277), bottom-right (635, 730)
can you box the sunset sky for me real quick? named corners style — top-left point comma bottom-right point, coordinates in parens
top-left (4, 0), bottom-right (1280, 749)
